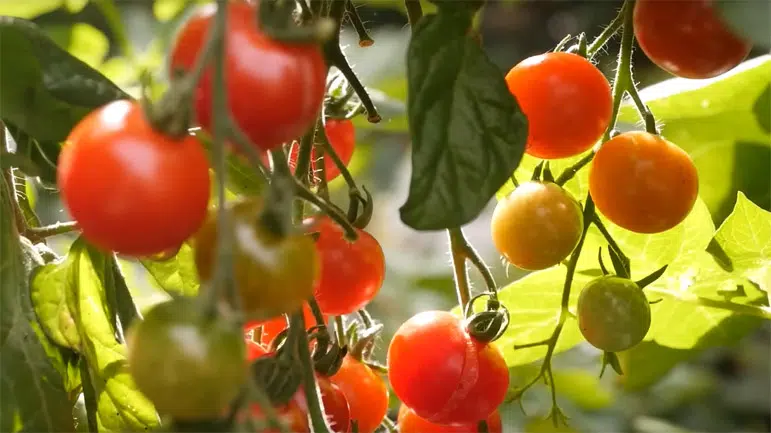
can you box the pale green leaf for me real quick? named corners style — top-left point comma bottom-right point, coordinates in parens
top-left (64, 0), bottom-right (88, 13)
top-left (0, 0), bottom-right (62, 18)
top-left (153, 0), bottom-right (186, 22)
top-left (551, 369), bottom-right (614, 410)
top-left (617, 55), bottom-right (771, 222)
top-left (68, 23), bottom-right (108, 69)
top-left (139, 243), bottom-right (200, 297)
top-left (30, 255), bottom-right (81, 350)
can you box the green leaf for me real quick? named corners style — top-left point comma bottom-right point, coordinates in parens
top-left (0, 0), bottom-right (62, 18)
top-left (0, 16), bottom-right (129, 143)
top-left (497, 150), bottom-right (592, 201)
top-left (139, 243), bottom-right (200, 297)
top-left (67, 23), bottom-right (109, 69)
top-left (551, 368), bottom-right (614, 410)
top-left (64, 0), bottom-right (88, 13)
top-left (400, 10), bottom-right (527, 230)
top-left (153, 0), bottom-right (187, 22)
top-left (0, 175), bottom-right (73, 432)
top-left (63, 238), bottom-right (160, 431)
top-left (617, 55), bottom-right (771, 223)
top-left (5, 121), bottom-right (60, 187)
top-left (30, 254), bottom-right (81, 350)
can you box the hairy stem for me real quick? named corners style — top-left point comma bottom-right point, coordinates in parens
top-left (448, 228), bottom-right (472, 311)
top-left (293, 312), bottom-right (334, 433)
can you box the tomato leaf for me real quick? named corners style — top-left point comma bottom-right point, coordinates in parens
top-left (30, 253), bottom-right (82, 350)
top-left (57, 238), bottom-right (160, 430)
top-left (5, 122), bottom-right (60, 187)
top-left (400, 10), bottom-right (527, 230)
top-left (0, 0), bottom-right (63, 18)
top-left (0, 175), bottom-right (74, 432)
top-left (139, 243), bottom-right (201, 297)
top-left (0, 16), bottom-right (128, 143)
top-left (617, 55), bottom-right (771, 223)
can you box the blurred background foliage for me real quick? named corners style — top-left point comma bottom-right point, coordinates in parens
top-left (2, 0), bottom-right (769, 432)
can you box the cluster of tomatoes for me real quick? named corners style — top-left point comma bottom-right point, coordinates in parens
top-left (492, 0), bottom-right (751, 354)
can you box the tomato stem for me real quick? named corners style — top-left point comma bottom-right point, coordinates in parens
top-left (405, 0), bottom-right (424, 32)
top-left (293, 180), bottom-right (358, 241)
top-left (592, 215), bottom-right (631, 273)
top-left (333, 316), bottom-right (347, 348)
top-left (448, 227), bottom-right (499, 301)
top-left (292, 311), bottom-right (335, 433)
top-left (379, 414), bottom-right (398, 433)
top-left (586, 1), bottom-right (628, 58)
top-left (626, 79), bottom-right (660, 135)
top-left (323, 47), bottom-right (381, 123)
top-left (448, 228), bottom-right (472, 311)
top-left (23, 221), bottom-right (80, 244)
top-left (346, 0), bottom-right (375, 47)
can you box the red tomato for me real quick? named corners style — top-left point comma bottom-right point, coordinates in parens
top-left (397, 406), bottom-right (503, 433)
top-left (289, 119), bottom-right (356, 182)
top-left (250, 400), bottom-right (309, 433)
top-left (169, 1), bottom-right (327, 152)
top-left (505, 52), bottom-right (612, 159)
top-left (244, 303), bottom-right (329, 345)
top-left (294, 376), bottom-right (351, 433)
top-left (245, 338), bottom-right (268, 362)
top-left (58, 99), bottom-right (210, 256)
top-left (633, 0), bottom-right (751, 79)
top-left (329, 355), bottom-right (389, 433)
top-left (387, 311), bottom-right (509, 426)
top-left (311, 218), bottom-right (385, 315)
top-left (589, 131), bottom-right (699, 234)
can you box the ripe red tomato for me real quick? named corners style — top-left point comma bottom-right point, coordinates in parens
top-left (329, 355), bottom-right (389, 433)
top-left (504, 52), bottom-right (612, 159)
top-left (250, 400), bottom-right (310, 433)
top-left (245, 338), bottom-right (269, 361)
top-left (633, 0), bottom-right (751, 79)
top-left (58, 99), bottom-right (211, 256)
top-left (289, 119), bottom-right (356, 182)
top-left (244, 303), bottom-right (329, 345)
top-left (577, 276), bottom-right (651, 352)
top-left (295, 376), bottom-right (351, 433)
top-left (589, 131), bottom-right (699, 234)
top-left (397, 406), bottom-right (502, 433)
top-left (491, 181), bottom-right (583, 271)
top-left (387, 311), bottom-right (509, 426)
top-left (127, 298), bottom-right (246, 420)
top-left (193, 198), bottom-right (320, 322)
top-left (169, 1), bottom-right (327, 152)
top-left (311, 217), bottom-right (385, 315)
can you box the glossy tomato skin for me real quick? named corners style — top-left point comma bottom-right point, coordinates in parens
top-left (169, 1), bottom-right (326, 151)
top-left (491, 181), bottom-right (583, 271)
top-left (58, 99), bottom-right (210, 256)
top-left (577, 276), bottom-right (651, 352)
top-left (330, 355), bottom-right (389, 433)
top-left (193, 198), bottom-right (320, 322)
top-left (397, 406), bottom-right (502, 433)
top-left (127, 298), bottom-right (246, 420)
top-left (505, 52), bottom-right (612, 159)
top-left (295, 376), bottom-right (351, 433)
top-left (312, 217), bottom-right (385, 315)
top-left (633, 0), bottom-right (751, 79)
top-left (589, 131), bottom-right (699, 234)
top-left (244, 304), bottom-right (329, 346)
top-left (289, 119), bottom-right (356, 182)
top-left (245, 338), bottom-right (269, 361)
top-left (387, 311), bottom-right (509, 426)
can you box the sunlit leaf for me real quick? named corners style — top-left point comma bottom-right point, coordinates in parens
top-left (68, 23), bottom-right (109, 69)
top-left (153, 0), bottom-right (187, 22)
top-left (0, 0), bottom-right (62, 18)
top-left (139, 243), bottom-right (200, 297)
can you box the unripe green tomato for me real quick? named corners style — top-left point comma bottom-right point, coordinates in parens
top-left (127, 298), bottom-right (247, 420)
top-left (577, 276), bottom-right (652, 352)
top-left (491, 181), bottom-right (583, 271)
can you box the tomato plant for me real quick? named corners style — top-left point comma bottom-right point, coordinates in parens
top-left (589, 131), bottom-right (699, 234)
top-left (168, 1), bottom-right (327, 152)
top-left (577, 276), bottom-right (652, 353)
top-left (633, 0), bottom-right (752, 79)
top-left (387, 311), bottom-right (509, 425)
top-left (397, 406), bottom-right (502, 433)
top-left (57, 99), bottom-right (211, 257)
top-left (245, 303), bottom-right (329, 346)
top-left (289, 119), bottom-right (356, 182)
top-left (126, 298), bottom-right (247, 420)
top-left (329, 355), bottom-right (389, 433)
top-left (193, 198), bottom-right (320, 322)
top-left (250, 400), bottom-right (310, 433)
top-left (504, 52), bottom-right (612, 159)
top-left (491, 181), bottom-right (583, 271)
top-left (311, 217), bottom-right (386, 315)
top-left (295, 375), bottom-right (351, 433)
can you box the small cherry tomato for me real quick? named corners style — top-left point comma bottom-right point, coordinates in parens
top-left (289, 119), bottom-right (357, 182)
top-left (127, 298), bottom-right (246, 420)
top-left (311, 217), bottom-right (385, 315)
top-left (633, 0), bottom-right (751, 79)
top-left (193, 198), bottom-right (320, 322)
top-left (505, 52), bottom-right (612, 159)
top-left (387, 311), bottom-right (509, 426)
top-left (58, 99), bottom-right (211, 256)
top-left (245, 338), bottom-right (269, 362)
top-left (244, 304), bottom-right (329, 346)
top-left (250, 400), bottom-right (310, 433)
top-left (589, 131), bottom-right (699, 234)
top-left (577, 276), bottom-right (652, 352)
top-left (295, 376), bottom-right (351, 433)
top-left (397, 405), bottom-right (503, 433)
top-left (169, 1), bottom-right (327, 151)
top-left (329, 355), bottom-right (389, 433)
top-left (491, 181), bottom-right (583, 271)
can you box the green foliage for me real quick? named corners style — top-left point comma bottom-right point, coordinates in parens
top-left (30, 238), bottom-right (159, 431)
top-left (139, 243), bottom-right (201, 298)
top-left (0, 176), bottom-right (74, 432)
top-left (401, 9), bottom-right (527, 230)
top-left (0, 0), bottom-right (62, 19)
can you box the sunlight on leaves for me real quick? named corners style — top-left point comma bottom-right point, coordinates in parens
top-left (68, 23), bottom-right (109, 69)
top-left (139, 243), bottom-right (200, 297)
